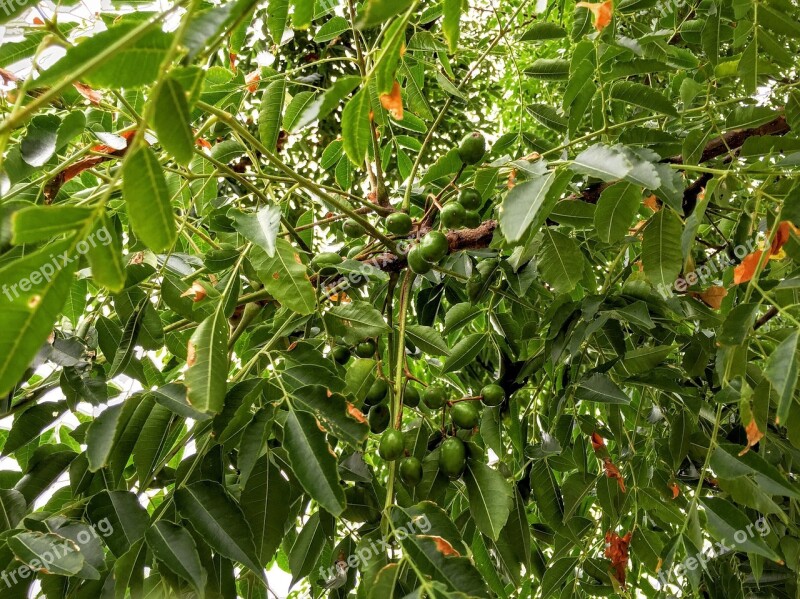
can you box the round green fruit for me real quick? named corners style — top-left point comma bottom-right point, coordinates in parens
top-left (343, 218), bottom-right (366, 238)
top-left (438, 437), bottom-right (467, 479)
top-left (347, 244), bottom-right (365, 259)
top-left (403, 384), bottom-right (420, 408)
top-left (355, 340), bottom-right (376, 358)
top-left (399, 456), bottom-right (423, 487)
top-left (481, 384), bottom-right (505, 407)
top-left (407, 246), bottom-right (432, 274)
top-left (423, 385), bottom-right (448, 410)
top-left (419, 231), bottom-right (449, 263)
top-left (365, 378), bottom-right (389, 406)
top-left (458, 132), bottom-right (486, 165)
top-left (463, 210), bottom-right (481, 229)
top-left (458, 188), bottom-right (482, 210)
top-left (386, 212), bottom-right (413, 235)
top-left (368, 404), bottom-right (390, 434)
top-left (440, 203), bottom-right (466, 229)
top-left (378, 429), bottom-right (405, 461)
top-left (451, 401), bottom-right (480, 429)
top-left (331, 346), bottom-right (351, 365)
top-left (312, 252), bottom-right (343, 276)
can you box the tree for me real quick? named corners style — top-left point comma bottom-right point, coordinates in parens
top-left (0, 0), bottom-right (799, 596)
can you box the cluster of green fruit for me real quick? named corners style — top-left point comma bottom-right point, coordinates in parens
top-left (375, 383), bottom-right (505, 485)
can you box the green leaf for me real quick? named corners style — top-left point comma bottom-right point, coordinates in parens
top-left (0, 489), bottom-right (26, 532)
top-left (499, 171), bottom-right (557, 242)
top-left (376, 18), bottom-right (406, 95)
top-left (8, 532), bottom-right (85, 576)
top-left (258, 80), bottom-right (286, 150)
top-left (764, 330), bottom-right (799, 424)
top-left (290, 385), bottom-right (369, 445)
top-left (291, 0), bottom-right (314, 29)
top-left (85, 403), bottom-right (126, 471)
top-left (185, 307), bottom-right (230, 415)
top-left (122, 145), bottom-right (177, 252)
top-left (267, 0), bottom-right (289, 43)
top-left (315, 16), bottom-right (349, 42)
top-left (328, 300), bottom-right (390, 341)
top-left (231, 205), bottom-right (282, 257)
top-left (283, 409), bottom-right (346, 516)
top-left (0, 236), bottom-right (80, 396)
top-left (250, 239), bottom-right (316, 315)
top-left (175, 480), bottom-right (263, 576)
top-left (594, 182), bottom-right (641, 243)
top-left (575, 373), bottom-right (631, 404)
top-left (289, 76), bottom-right (361, 132)
top-left (133, 403), bottom-right (175, 484)
top-left (85, 212), bottom-right (126, 293)
top-left (537, 229), bottom-right (584, 293)
top-left (525, 58), bottom-right (570, 80)
top-left (405, 324), bottom-right (450, 356)
top-left (342, 88), bottom-right (372, 165)
top-left (241, 453), bottom-right (293, 564)
top-left (152, 76), bottom-right (194, 165)
top-left (610, 81), bottom-right (678, 116)
top-left (700, 497), bottom-right (781, 561)
top-left (571, 144), bottom-right (633, 181)
top-left (145, 522), bottom-right (206, 595)
top-left (289, 511), bottom-right (326, 584)
top-left (463, 459), bottom-right (513, 540)
top-left (719, 303), bottom-right (759, 346)
top-left (357, 0), bottom-right (414, 29)
top-left (641, 208), bottom-right (683, 291)
top-left (442, 0), bottom-right (462, 52)
top-left (442, 333), bottom-right (486, 374)
top-left (520, 22), bottom-right (567, 41)
top-left (35, 23), bottom-right (172, 89)
top-left (527, 104), bottom-right (568, 132)
top-left (617, 345), bottom-right (676, 375)
top-left (2, 401), bottom-right (67, 456)
top-left (20, 114), bottom-right (59, 167)
top-left (87, 491), bottom-right (149, 557)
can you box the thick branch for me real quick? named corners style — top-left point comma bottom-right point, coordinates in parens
top-left (664, 115), bottom-right (789, 164)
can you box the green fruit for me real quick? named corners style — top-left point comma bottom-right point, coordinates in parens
top-left (355, 340), bottom-right (376, 358)
top-left (399, 456), bottom-right (423, 487)
top-left (451, 401), bottom-right (480, 429)
top-left (407, 246), bottom-right (432, 274)
top-left (365, 378), bottom-right (389, 406)
top-left (423, 385), bottom-right (448, 409)
top-left (378, 429), bottom-right (405, 461)
top-left (368, 404), bottom-right (390, 434)
top-left (458, 188), bottom-right (482, 210)
top-left (331, 346), bottom-right (351, 365)
top-left (343, 218), bottom-right (366, 238)
top-left (438, 437), bottom-right (466, 479)
top-left (457, 132), bottom-right (486, 165)
top-left (347, 244), bottom-right (365, 258)
top-left (386, 212), bottom-right (413, 235)
top-left (463, 210), bottom-right (481, 229)
top-left (481, 384), bottom-right (505, 407)
top-left (403, 384), bottom-right (420, 408)
top-left (440, 203), bottom-right (466, 229)
top-left (419, 231), bottom-right (449, 263)
top-left (312, 252), bottom-right (343, 276)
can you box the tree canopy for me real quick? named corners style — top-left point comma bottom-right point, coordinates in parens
top-left (1, 0), bottom-right (800, 597)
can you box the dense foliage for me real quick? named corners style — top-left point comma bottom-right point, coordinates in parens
top-left (1, 0), bottom-right (800, 597)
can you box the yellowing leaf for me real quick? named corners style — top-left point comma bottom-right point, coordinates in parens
top-left (380, 81), bottom-right (404, 120)
top-left (576, 0), bottom-right (613, 31)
